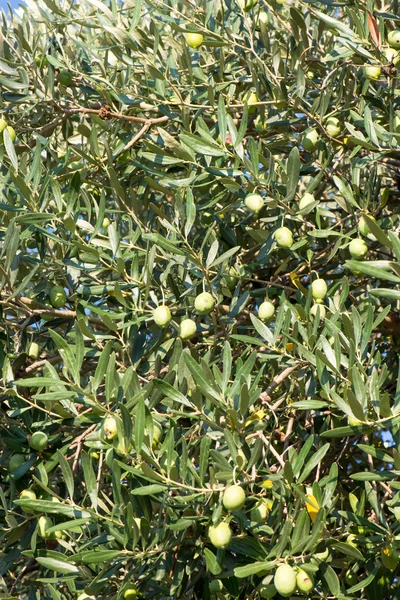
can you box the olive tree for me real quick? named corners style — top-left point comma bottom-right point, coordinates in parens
top-left (1, 0), bottom-right (400, 598)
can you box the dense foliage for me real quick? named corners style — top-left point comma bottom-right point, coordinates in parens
top-left (2, 0), bottom-right (400, 598)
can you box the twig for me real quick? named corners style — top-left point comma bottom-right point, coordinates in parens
top-left (71, 424), bottom-right (97, 471)
top-left (259, 364), bottom-right (300, 404)
top-left (123, 122), bottom-right (151, 151)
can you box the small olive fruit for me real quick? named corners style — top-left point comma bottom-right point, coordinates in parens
top-left (244, 193), bottom-right (264, 213)
top-left (275, 227), bottom-right (293, 248)
top-left (326, 116), bottom-right (341, 138)
top-left (382, 46), bottom-right (400, 66)
top-left (152, 422), bottom-right (163, 448)
top-left (250, 501), bottom-right (269, 523)
top-left (222, 485), bottom-right (246, 511)
top-left (179, 318), bottom-right (197, 340)
top-left (58, 70), bottom-right (73, 86)
top-left (258, 10), bottom-right (268, 24)
top-left (20, 489), bottom-right (36, 501)
top-left (345, 570), bottom-right (358, 586)
top-left (153, 305), bottom-right (171, 328)
top-left (102, 217), bottom-right (111, 228)
top-left (20, 489), bottom-right (37, 513)
top-left (310, 304), bottom-right (326, 321)
top-left (224, 266), bottom-right (239, 289)
top-left (103, 416), bottom-right (118, 440)
top-left (208, 522), bottom-right (232, 549)
top-left (349, 238), bottom-right (368, 260)
top-left (30, 431), bottom-right (48, 451)
top-left (194, 291), bottom-right (215, 314)
top-left (9, 453), bottom-right (25, 472)
top-left (274, 564), bottom-right (297, 597)
top-left (388, 30), bottom-right (400, 50)
top-left (28, 342), bottom-right (40, 359)
top-left (50, 286), bottom-right (67, 308)
top-left (209, 580), bottom-right (224, 592)
top-left (358, 214), bottom-right (376, 236)
top-left (38, 515), bottom-right (55, 539)
top-left (123, 586), bottom-right (138, 600)
top-left (299, 192), bottom-right (315, 211)
top-left (5, 126), bottom-right (16, 142)
top-left (246, 91), bottom-right (258, 114)
top-left (258, 301), bottom-right (275, 322)
top-left (364, 65), bottom-right (381, 79)
top-left (302, 129), bottom-right (319, 152)
top-left (0, 118), bottom-right (7, 132)
top-left (259, 583), bottom-right (277, 598)
top-left (238, 0), bottom-right (259, 11)
top-left (185, 33), bottom-right (204, 48)
top-left (311, 278), bottom-right (327, 301)
top-left (296, 568), bottom-right (314, 593)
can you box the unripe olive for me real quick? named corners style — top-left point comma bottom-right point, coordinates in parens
top-left (254, 116), bottom-right (267, 131)
top-left (179, 318), bottom-right (197, 340)
top-left (296, 568), bottom-right (314, 593)
top-left (49, 286), bottom-right (67, 308)
top-left (0, 118), bottom-right (7, 132)
top-left (274, 564), bottom-right (297, 597)
top-left (38, 515), bottom-right (55, 539)
top-left (275, 227), bottom-right (293, 248)
top-left (20, 489), bottom-right (36, 501)
top-left (20, 489), bottom-right (37, 513)
top-left (58, 70), bottom-right (73, 86)
top-left (208, 522), bottom-right (232, 549)
top-left (152, 422), bottom-right (163, 448)
top-left (382, 46), bottom-right (400, 66)
top-left (302, 129), bottom-right (319, 152)
top-left (250, 501), bottom-right (269, 523)
top-left (224, 266), bottom-right (239, 289)
top-left (388, 30), bottom-right (400, 50)
top-left (310, 303), bottom-right (326, 321)
top-left (185, 33), bottom-right (204, 48)
top-left (345, 570), bottom-right (358, 586)
top-left (358, 214), bottom-right (376, 236)
top-left (6, 126), bottom-right (16, 142)
top-left (244, 193), bottom-right (264, 213)
top-left (9, 453), bottom-right (25, 472)
top-left (29, 431), bottom-right (48, 451)
top-left (299, 192), bottom-right (316, 211)
top-left (258, 301), bottom-right (275, 322)
top-left (311, 278), bottom-right (327, 301)
top-left (364, 65), bottom-right (381, 79)
top-left (258, 10), bottom-right (268, 24)
top-left (209, 580), bottom-right (224, 592)
top-left (349, 238), bottom-right (368, 260)
top-left (103, 416), bottom-right (118, 440)
top-left (326, 116), bottom-right (341, 138)
top-left (194, 292), bottom-right (215, 314)
top-left (246, 91), bottom-right (258, 115)
top-left (259, 583), bottom-right (277, 598)
top-left (28, 342), bottom-right (40, 359)
top-left (238, 0), bottom-right (259, 11)
top-left (222, 485), bottom-right (246, 511)
top-left (153, 305), bottom-right (171, 328)
top-left (102, 217), bottom-right (111, 228)
top-left (123, 586), bottom-right (138, 599)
